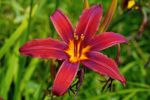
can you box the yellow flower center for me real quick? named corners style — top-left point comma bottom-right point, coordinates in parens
top-left (65, 34), bottom-right (90, 63)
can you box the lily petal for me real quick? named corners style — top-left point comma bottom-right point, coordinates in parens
top-left (19, 38), bottom-right (67, 60)
top-left (50, 10), bottom-right (74, 43)
top-left (88, 32), bottom-right (128, 51)
top-left (82, 51), bottom-right (126, 85)
top-left (52, 60), bottom-right (79, 96)
top-left (75, 5), bottom-right (102, 41)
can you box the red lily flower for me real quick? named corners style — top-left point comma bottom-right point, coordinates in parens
top-left (19, 5), bottom-right (128, 96)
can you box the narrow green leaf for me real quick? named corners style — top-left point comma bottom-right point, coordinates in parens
top-left (0, 5), bottom-right (37, 60)
top-left (0, 53), bottom-right (19, 99)
top-left (20, 58), bottom-right (39, 93)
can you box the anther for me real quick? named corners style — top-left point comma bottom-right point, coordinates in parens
top-left (74, 34), bottom-right (79, 40)
top-left (80, 34), bottom-right (85, 40)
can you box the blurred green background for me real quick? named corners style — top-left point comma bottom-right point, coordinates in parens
top-left (0, 0), bottom-right (150, 100)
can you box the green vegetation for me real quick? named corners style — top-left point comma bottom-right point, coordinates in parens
top-left (0, 0), bottom-right (150, 99)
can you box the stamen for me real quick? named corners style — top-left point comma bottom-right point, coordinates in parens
top-left (74, 34), bottom-right (79, 40)
top-left (78, 34), bottom-right (85, 57)
top-left (80, 34), bottom-right (85, 40)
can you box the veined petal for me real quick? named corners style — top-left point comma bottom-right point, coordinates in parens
top-left (87, 51), bottom-right (119, 72)
top-left (19, 38), bottom-right (67, 60)
top-left (82, 51), bottom-right (126, 85)
top-left (52, 60), bottom-right (79, 96)
top-left (88, 32), bottom-right (128, 51)
top-left (20, 38), bottom-right (67, 49)
top-left (75, 5), bottom-right (102, 41)
top-left (50, 10), bottom-right (74, 43)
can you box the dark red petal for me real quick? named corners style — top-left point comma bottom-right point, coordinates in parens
top-left (88, 51), bottom-right (119, 72)
top-left (82, 51), bottom-right (126, 85)
top-left (52, 60), bottom-right (79, 96)
top-left (75, 5), bottom-right (102, 41)
top-left (19, 38), bottom-right (67, 60)
top-left (50, 10), bottom-right (74, 43)
top-left (89, 32), bottom-right (128, 51)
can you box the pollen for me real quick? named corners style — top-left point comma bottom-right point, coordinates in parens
top-left (65, 35), bottom-right (90, 63)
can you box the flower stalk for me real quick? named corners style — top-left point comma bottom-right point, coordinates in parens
top-left (84, 0), bottom-right (90, 9)
top-left (99, 0), bottom-right (118, 33)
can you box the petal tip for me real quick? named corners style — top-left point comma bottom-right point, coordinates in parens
top-left (50, 9), bottom-right (61, 20)
top-left (98, 4), bottom-right (103, 8)
top-left (124, 38), bottom-right (128, 43)
top-left (19, 47), bottom-right (22, 53)
top-left (95, 4), bottom-right (103, 12)
top-left (52, 88), bottom-right (64, 96)
top-left (122, 37), bottom-right (128, 44)
top-left (19, 46), bottom-right (25, 55)
top-left (120, 76), bottom-right (126, 87)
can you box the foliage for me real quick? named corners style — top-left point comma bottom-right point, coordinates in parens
top-left (0, 0), bottom-right (150, 100)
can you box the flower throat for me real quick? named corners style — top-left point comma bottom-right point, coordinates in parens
top-left (65, 33), bottom-right (90, 63)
